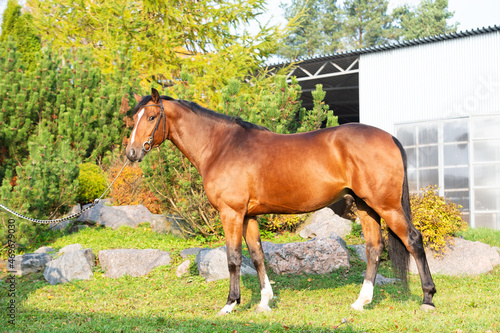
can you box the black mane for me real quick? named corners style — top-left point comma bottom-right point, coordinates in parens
top-left (132, 95), bottom-right (269, 132)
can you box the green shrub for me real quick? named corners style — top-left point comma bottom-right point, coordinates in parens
top-left (410, 185), bottom-right (468, 255)
top-left (77, 163), bottom-right (107, 203)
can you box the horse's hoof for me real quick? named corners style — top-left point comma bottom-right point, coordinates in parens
top-left (421, 303), bottom-right (437, 311)
top-left (218, 301), bottom-right (237, 316)
top-left (255, 305), bottom-right (272, 313)
top-left (350, 301), bottom-right (365, 311)
top-left (217, 310), bottom-right (230, 316)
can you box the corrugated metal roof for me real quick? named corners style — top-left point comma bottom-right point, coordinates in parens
top-left (269, 25), bottom-right (500, 67)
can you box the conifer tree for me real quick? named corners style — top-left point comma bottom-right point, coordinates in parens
top-left (0, 0), bottom-right (41, 71)
top-left (392, 0), bottom-right (457, 41)
top-left (0, 41), bottom-right (140, 249)
top-left (343, 0), bottom-right (392, 49)
top-left (279, 0), bottom-right (342, 59)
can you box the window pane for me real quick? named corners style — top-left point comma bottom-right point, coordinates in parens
top-left (419, 169), bottom-right (439, 188)
top-left (473, 140), bottom-right (500, 163)
top-left (406, 147), bottom-right (416, 168)
top-left (444, 190), bottom-right (469, 210)
top-left (397, 127), bottom-right (416, 146)
top-left (475, 213), bottom-right (500, 230)
top-left (471, 116), bottom-right (500, 140)
top-left (444, 143), bottom-right (468, 166)
top-left (418, 146), bottom-right (438, 167)
top-left (474, 164), bottom-right (500, 187)
top-left (444, 119), bottom-right (468, 143)
top-left (418, 124), bottom-right (438, 144)
top-left (444, 167), bottom-right (469, 189)
top-left (474, 189), bottom-right (500, 211)
top-left (407, 168), bottom-right (417, 192)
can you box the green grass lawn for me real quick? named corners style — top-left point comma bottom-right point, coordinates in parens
top-left (1, 225), bottom-right (500, 332)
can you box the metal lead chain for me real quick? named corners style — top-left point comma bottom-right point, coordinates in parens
top-left (0, 160), bottom-right (129, 225)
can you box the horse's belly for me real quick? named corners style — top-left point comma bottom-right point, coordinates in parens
top-left (246, 176), bottom-right (347, 215)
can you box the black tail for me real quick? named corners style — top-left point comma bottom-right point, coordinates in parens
top-left (388, 137), bottom-right (411, 287)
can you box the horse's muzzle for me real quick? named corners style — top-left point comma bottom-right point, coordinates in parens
top-left (126, 147), bottom-right (145, 162)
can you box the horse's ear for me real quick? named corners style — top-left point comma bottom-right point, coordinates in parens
top-left (133, 93), bottom-right (142, 103)
top-left (151, 88), bottom-right (160, 103)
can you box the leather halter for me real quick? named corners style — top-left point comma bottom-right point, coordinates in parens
top-left (139, 100), bottom-right (167, 152)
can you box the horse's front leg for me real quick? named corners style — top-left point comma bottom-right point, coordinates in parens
top-left (351, 198), bottom-right (384, 311)
top-left (218, 208), bottom-right (244, 316)
top-left (243, 216), bottom-right (273, 313)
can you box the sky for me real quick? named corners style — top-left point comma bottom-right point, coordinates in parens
top-left (0, 0), bottom-right (499, 42)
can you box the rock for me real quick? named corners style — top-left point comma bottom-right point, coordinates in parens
top-left (73, 200), bottom-right (192, 236)
top-left (150, 214), bottom-right (168, 233)
top-left (262, 242), bottom-right (285, 262)
top-left (75, 199), bottom-right (153, 229)
top-left (34, 246), bottom-right (56, 254)
top-left (50, 204), bottom-right (81, 230)
top-left (150, 214), bottom-right (191, 237)
top-left (348, 244), bottom-right (368, 263)
top-left (264, 236), bottom-right (350, 275)
top-left (361, 272), bottom-right (400, 285)
top-left (99, 249), bottom-right (171, 278)
top-left (299, 208), bottom-right (352, 239)
top-left (409, 238), bottom-right (500, 276)
top-left (43, 249), bottom-right (95, 285)
top-left (176, 260), bottom-right (191, 277)
top-left (180, 247), bottom-right (206, 259)
top-left (8, 253), bottom-right (53, 276)
top-left (195, 247), bottom-right (256, 282)
top-left (58, 243), bottom-right (83, 254)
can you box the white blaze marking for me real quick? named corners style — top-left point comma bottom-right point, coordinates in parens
top-left (351, 280), bottom-right (374, 311)
top-left (130, 109), bottom-right (144, 144)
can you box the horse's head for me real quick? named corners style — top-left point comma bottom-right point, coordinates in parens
top-left (126, 88), bottom-right (169, 162)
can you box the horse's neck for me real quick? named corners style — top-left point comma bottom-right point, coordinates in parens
top-left (168, 109), bottom-right (233, 174)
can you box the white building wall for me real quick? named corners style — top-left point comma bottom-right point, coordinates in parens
top-left (359, 31), bottom-right (500, 229)
top-left (359, 31), bottom-right (500, 135)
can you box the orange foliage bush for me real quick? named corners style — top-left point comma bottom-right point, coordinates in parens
top-left (108, 163), bottom-right (162, 214)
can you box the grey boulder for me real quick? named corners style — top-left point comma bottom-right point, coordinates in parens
top-left (409, 237), bottom-right (500, 276)
top-left (264, 236), bottom-right (350, 275)
top-left (8, 253), bottom-right (53, 276)
top-left (195, 247), bottom-right (256, 282)
top-left (76, 199), bottom-right (153, 229)
top-left (299, 208), bottom-right (352, 239)
top-left (44, 248), bottom-right (95, 285)
top-left (99, 249), bottom-right (171, 278)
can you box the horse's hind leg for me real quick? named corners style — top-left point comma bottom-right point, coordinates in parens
top-left (243, 216), bottom-right (273, 312)
top-left (351, 198), bottom-right (384, 311)
top-left (382, 209), bottom-right (436, 309)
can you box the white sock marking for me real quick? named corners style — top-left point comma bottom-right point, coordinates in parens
top-left (218, 300), bottom-right (237, 315)
top-left (257, 274), bottom-right (273, 311)
top-left (351, 280), bottom-right (374, 311)
top-left (130, 109), bottom-right (144, 144)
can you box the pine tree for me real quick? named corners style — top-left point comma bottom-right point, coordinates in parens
top-left (0, 41), bottom-right (140, 250)
top-left (392, 0), bottom-right (457, 41)
top-left (279, 0), bottom-right (342, 59)
top-left (343, 0), bottom-right (392, 49)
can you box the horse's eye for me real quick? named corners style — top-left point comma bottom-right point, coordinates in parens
top-left (148, 116), bottom-right (156, 121)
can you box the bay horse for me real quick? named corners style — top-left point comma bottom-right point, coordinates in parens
top-left (126, 88), bottom-right (436, 314)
